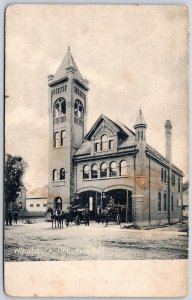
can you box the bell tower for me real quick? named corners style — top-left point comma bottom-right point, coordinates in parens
top-left (47, 47), bottom-right (89, 210)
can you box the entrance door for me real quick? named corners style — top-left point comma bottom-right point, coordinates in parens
top-left (54, 197), bottom-right (62, 210)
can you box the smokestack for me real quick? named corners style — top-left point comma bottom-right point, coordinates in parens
top-left (165, 120), bottom-right (172, 162)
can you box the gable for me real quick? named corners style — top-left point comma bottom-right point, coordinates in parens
top-left (85, 114), bottom-right (124, 141)
top-left (92, 119), bottom-right (117, 141)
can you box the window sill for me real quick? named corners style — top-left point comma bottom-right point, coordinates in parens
top-left (95, 149), bottom-right (114, 154)
top-left (52, 180), bottom-right (66, 183)
top-left (83, 175), bottom-right (128, 181)
top-left (52, 146), bottom-right (65, 149)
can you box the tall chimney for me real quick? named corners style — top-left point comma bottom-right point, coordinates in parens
top-left (165, 120), bottom-right (172, 161)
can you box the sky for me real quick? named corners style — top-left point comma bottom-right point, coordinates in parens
top-left (5, 5), bottom-right (189, 193)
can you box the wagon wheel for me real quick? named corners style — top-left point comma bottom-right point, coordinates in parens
top-left (116, 214), bottom-right (121, 225)
top-left (75, 215), bottom-right (81, 225)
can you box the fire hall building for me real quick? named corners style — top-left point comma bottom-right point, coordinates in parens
top-left (47, 47), bottom-right (183, 226)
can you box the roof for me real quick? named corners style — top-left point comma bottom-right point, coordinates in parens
top-left (146, 144), bottom-right (183, 175)
top-left (75, 114), bottom-right (136, 156)
top-left (52, 47), bottom-right (83, 83)
top-left (85, 114), bottom-right (122, 140)
top-left (134, 109), bottom-right (147, 128)
top-left (85, 114), bottom-right (135, 141)
top-left (74, 114), bottom-right (183, 175)
top-left (115, 120), bottom-right (135, 137)
top-left (146, 143), bottom-right (168, 162)
top-left (75, 140), bottom-right (91, 156)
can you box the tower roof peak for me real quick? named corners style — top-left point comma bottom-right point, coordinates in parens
top-left (134, 109), bottom-right (147, 129)
top-left (53, 47), bottom-right (82, 82)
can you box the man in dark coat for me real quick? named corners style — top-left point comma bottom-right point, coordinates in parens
top-left (8, 210), bottom-right (12, 226)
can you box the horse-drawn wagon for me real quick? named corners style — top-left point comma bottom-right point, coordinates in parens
top-left (46, 202), bottom-right (90, 228)
top-left (66, 204), bottom-right (90, 225)
top-left (99, 204), bottom-right (125, 225)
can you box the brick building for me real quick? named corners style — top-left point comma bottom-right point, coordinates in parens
top-left (47, 48), bottom-right (183, 226)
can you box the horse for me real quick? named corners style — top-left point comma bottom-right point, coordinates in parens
top-left (62, 210), bottom-right (73, 227)
top-left (101, 208), bottom-right (109, 226)
top-left (47, 207), bottom-right (64, 229)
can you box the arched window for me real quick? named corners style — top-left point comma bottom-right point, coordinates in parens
top-left (60, 168), bottom-right (65, 180)
top-left (53, 98), bottom-right (66, 118)
top-left (74, 99), bottom-right (83, 119)
top-left (91, 164), bottom-right (98, 179)
top-left (100, 162), bottom-right (107, 178)
top-left (53, 169), bottom-right (57, 181)
top-left (120, 160), bottom-right (127, 176)
top-left (83, 165), bottom-right (89, 179)
top-left (101, 134), bottom-right (108, 151)
top-left (109, 161), bottom-right (117, 177)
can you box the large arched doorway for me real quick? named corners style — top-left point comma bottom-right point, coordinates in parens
top-left (78, 191), bottom-right (101, 220)
top-left (105, 189), bottom-right (132, 222)
top-left (54, 197), bottom-right (62, 210)
top-left (78, 189), bottom-right (132, 223)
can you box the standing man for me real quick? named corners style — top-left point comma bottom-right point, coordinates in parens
top-left (8, 209), bottom-right (12, 226)
top-left (13, 211), bottom-right (18, 224)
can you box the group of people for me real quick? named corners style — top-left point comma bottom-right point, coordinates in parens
top-left (5, 210), bottom-right (19, 226)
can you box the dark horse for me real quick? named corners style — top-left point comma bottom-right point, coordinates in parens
top-left (101, 208), bottom-right (109, 226)
top-left (47, 207), bottom-right (64, 229)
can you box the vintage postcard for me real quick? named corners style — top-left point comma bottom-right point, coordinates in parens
top-left (4, 4), bottom-right (189, 297)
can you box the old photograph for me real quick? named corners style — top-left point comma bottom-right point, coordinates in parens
top-left (4, 4), bottom-right (189, 297)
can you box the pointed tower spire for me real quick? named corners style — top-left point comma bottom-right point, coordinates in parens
top-left (51, 47), bottom-right (83, 83)
top-left (134, 109), bottom-right (147, 142)
top-left (134, 109), bottom-right (147, 129)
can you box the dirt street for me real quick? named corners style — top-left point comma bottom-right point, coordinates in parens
top-left (4, 221), bottom-right (188, 261)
